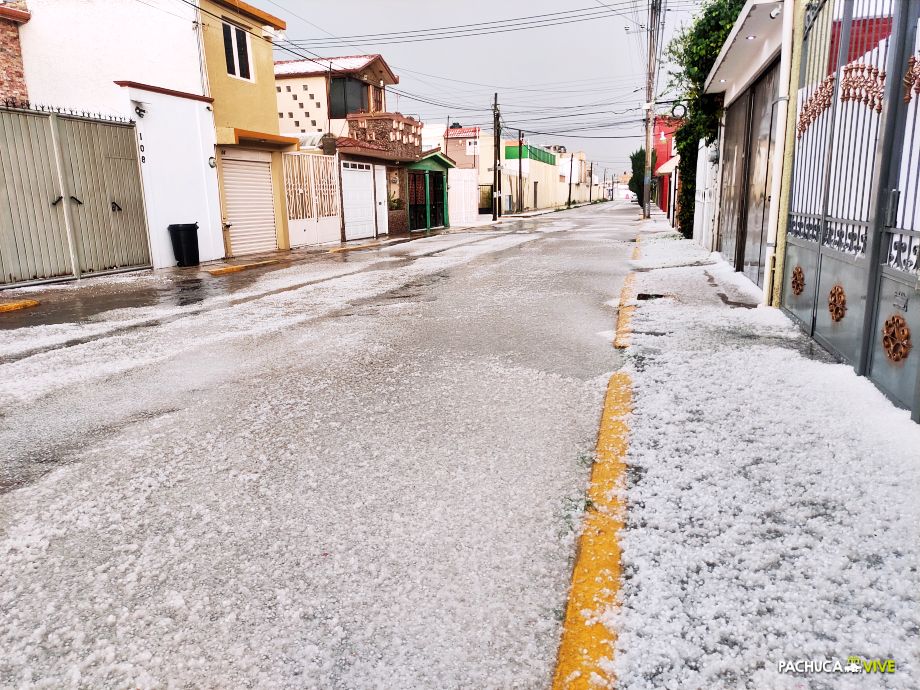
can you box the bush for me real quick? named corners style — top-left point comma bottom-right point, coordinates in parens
top-left (628, 148), bottom-right (656, 206)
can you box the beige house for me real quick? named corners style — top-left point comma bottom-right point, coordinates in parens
top-left (274, 54), bottom-right (399, 137)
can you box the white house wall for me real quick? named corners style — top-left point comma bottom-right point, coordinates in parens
top-left (19, 0), bottom-right (205, 115)
top-left (124, 87), bottom-right (224, 268)
top-left (276, 75), bottom-right (329, 136)
top-left (448, 168), bottom-right (479, 225)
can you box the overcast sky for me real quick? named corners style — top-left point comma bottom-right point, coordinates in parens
top-left (255, 0), bottom-right (703, 174)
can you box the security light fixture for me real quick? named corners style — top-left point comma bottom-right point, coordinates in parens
top-left (746, 35), bottom-right (756, 40)
top-left (720, 79), bottom-right (726, 83)
top-left (770, 6), bottom-right (782, 19)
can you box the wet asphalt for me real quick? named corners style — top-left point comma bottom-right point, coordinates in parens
top-left (1, 202), bottom-right (642, 688)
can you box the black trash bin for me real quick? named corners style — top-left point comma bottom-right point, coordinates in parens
top-left (168, 223), bottom-right (200, 267)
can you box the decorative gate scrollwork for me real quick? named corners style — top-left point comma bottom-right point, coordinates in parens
top-left (791, 266), bottom-right (806, 295)
top-left (904, 55), bottom-right (920, 102)
top-left (882, 314), bottom-right (911, 362)
top-left (829, 285), bottom-right (848, 322)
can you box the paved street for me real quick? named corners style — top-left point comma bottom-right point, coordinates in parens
top-left (1, 203), bottom-right (637, 688)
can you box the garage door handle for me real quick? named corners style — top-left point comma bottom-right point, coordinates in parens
top-left (51, 195), bottom-right (63, 207)
top-left (70, 196), bottom-right (83, 205)
top-left (111, 201), bottom-right (123, 212)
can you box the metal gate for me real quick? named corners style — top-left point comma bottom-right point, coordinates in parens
top-left (283, 152), bottom-right (341, 246)
top-left (0, 105), bottom-right (149, 286)
top-left (783, 0), bottom-right (920, 418)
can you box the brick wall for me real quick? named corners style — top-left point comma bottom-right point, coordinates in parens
top-left (0, 2), bottom-right (29, 103)
top-left (347, 113), bottom-right (421, 161)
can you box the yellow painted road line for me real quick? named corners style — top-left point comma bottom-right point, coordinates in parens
top-left (328, 241), bottom-right (381, 254)
top-left (552, 371), bottom-right (632, 690)
top-left (0, 299), bottom-right (40, 313)
top-left (206, 260), bottom-right (280, 276)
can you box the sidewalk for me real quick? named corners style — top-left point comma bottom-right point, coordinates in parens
top-left (602, 225), bottom-right (920, 688)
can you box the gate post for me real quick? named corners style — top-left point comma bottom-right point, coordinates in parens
top-left (48, 113), bottom-right (81, 279)
top-left (856, 0), bottom-right (913, 377)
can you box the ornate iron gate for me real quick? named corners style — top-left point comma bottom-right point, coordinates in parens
top-left (783, 0), bottom-right (920, 418)
top-left (866, 0), bottom-right (920, 418)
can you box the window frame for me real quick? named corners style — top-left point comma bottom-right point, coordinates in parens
top-left (221, 20), bottom-right (255, 83)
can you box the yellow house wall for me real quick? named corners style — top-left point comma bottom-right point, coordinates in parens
top-left (199, 0), bottom-right (280, 142)
top-left (200, 1), bottom-right (292, 254)
top-left (772, 1), bottom-right (806, 307)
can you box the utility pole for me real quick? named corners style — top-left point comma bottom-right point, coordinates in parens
top-left (643, 0), bottom-right (661, 219)
top-left (517, 129), bottom-right (523, 213)
top-left (589, 161), bottom-right (594, 203)
top-left (567, 152), bottom-right (574, 208)
top-left (493, 93), bottom-right (501, 221)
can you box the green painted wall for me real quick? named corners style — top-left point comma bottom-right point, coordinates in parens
top-left (505, 145), bottom-right (556, 165)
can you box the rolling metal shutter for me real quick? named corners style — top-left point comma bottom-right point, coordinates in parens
top-left (222, 154), bottom-right (277, 256)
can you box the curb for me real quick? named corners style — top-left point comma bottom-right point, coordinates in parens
top-left (614, 273), bottom-right (635, 349)
top-left (552, 371), bottom-right (631, 690)
top-left (328, 240), bottom-right (382, 254)
top-left (206, 259), bottom-right (280, 276)
top-left (0, 299), bottom-right (40, 313)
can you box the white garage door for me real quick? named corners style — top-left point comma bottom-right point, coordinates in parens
top-left (341, 161), bottom-right (376, 241)
top-left (222, 150), bottom-right (277, 256)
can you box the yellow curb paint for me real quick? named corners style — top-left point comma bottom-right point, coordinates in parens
top-left (328, 241), bottom-right (381, 254)
top-left (0, 299), bottom-right (40, 313)
top-left (206, 260), bottom-right (279, 276)
top-left (615, 236), bottom-right (641, 349)
top-left (552, 371), bottom-right (631, 690)
top-left (614, 273), bottom-right (635, 349)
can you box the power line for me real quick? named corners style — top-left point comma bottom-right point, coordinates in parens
top-left (291, 4), bottom-right (636, 41)
top-left (286, 4), bottom-right (699, 47)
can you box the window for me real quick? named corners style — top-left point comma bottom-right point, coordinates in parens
top-left (370, 85), bottom-right (384, 113)
top-left (276, 86), bottom-right (281, 93)
top-left (303, 84), bottom-right (309, 91)
top-left (292, 94), bottom-right (297, 100)
top-left (466, 139), bottom-right (479, 156)
top-left (222, 22), bottom-right (251, 80)
top-left (311, 120), bottom-right (316, 126)
top-left (294, 120), bottom-right (299, 126)
top-left (330, 77), bottom-right (368, 119)
top-left (278, 112), bottom-right (282, 118)
top-left (298, 102), bottom-right (304, 109)
top-left (286, 85), bottom-right (291, 92)
top-left (309, 94), bottom-right (315, 100)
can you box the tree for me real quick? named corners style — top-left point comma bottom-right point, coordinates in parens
top-left (667, 0), bottom-right (745, 236)
top-left (628, 148), bottom-right (655, 206)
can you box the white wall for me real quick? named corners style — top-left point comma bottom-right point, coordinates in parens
top-left (125, 87), bottom-right (224, 267)
top-left (448, 168), bottom-right (478, 226)
top-left (693, 139), bottom-right (720, 251)
top-left (20, 0), bottom-right (205, 116)
top-left (19, 0), bottom-right (223, 268)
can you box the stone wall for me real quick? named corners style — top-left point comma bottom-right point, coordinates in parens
top-left (0, 2), bottom-right (30, 103)
top-left (347, 113), bottom-right (421, 161)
